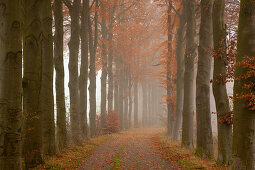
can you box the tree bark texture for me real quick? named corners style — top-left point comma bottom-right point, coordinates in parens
top-left (173, 1), bottom-right (185, 141)
top-left (54, 0), bottom-right (67, 151)
top-left (182, 0), bottom-right (195, 148)
top-left (196, 0), bottom-right (214, 158)
top-left (88, 0), bottom-right (99, 136)
top-left (80, 0), bottom-right (89, 138)
top-left (212, 0), bottom-right (232, 164)
top-left (41, 0), bottom-right (56, 156)
top-left (232, 0), bottom-right (255, 169)
top-left (0, 1), bottom-right (22, 169)
top-left (23, 0), bottom-right (44, 168)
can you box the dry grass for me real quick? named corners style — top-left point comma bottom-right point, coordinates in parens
top-left (157, 133), bottom-right (230, 170)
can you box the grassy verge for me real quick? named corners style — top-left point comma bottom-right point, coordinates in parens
top-left (33, 134), bottom-right (113, 169)
top-left (155, 133), bottom-right (229, 169)
top-left (111, 145), bottom-right (124, 170)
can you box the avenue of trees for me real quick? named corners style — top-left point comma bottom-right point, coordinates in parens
top-left (0, 0), bottom-right (254, 169)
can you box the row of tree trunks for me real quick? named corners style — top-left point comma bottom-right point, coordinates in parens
top-left (0, 1), bottom-right (22, 169)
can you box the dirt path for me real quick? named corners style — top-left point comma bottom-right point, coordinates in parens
top-left (79, 128), bottom-right (180, 170)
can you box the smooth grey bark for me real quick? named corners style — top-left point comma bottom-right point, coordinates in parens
top-left (80, 0), bottom-right (89, 138)
top-left (182, 0), bottom-right (195, 148)
top-left (101, 2), bottom-right (107, 129)
top-left (232, 0), bottom-right (255, 169)
top-left (67, 0), bottom-right (82, 144)
top-left (0, 1), bottom-right (22, 169)
top-left (196, 0), bottom-right (214, 158)
top-left (41, 0), bottom-right (55, 156)
top-left (88, 0), bottom-right (99, 137)
top-left (23, 0), bottom-right (44, 168)
top-left (54, 0), bottom-right (67, 151)
top-left (212, 0), bottom-right (232, 164)
top-left (173, 1), bottom-right (185, 141)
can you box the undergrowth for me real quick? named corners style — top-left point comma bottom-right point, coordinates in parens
top-left (155, 133), bottom-right (230, 170)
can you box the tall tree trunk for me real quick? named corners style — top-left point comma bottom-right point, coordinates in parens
top-left (88, 0), bottom-right (99, 136)
top-left (41, 0), bottom-right (55, 156)
top-left (118, 65), bottom-right (124, 130)
top-left (108, 24), bottom-right (114, 112)
top-left (124, 68), bottom-right (129, 129)
top-left (0, 1), bottom-right (22, 168)
top-left (196, 0), bottom-right (214, 158)
top-left (212, 0), bottom-right (232, 164)
top-left (173, 1), bottom-right (185, 141)
top-left (142, 83), bottom-right (148, 127)
top-left (182, 0), bottom-right (195, 148)
top-left (134, 81), bottom-right (138, 128)
top-left (80, 0), bottom-right (89, 138)
top-left (68, 0), bottom-right (82, 144)
top-left (167, 0), bottom-right (174, 137)
top-left (128, 73), bottom-right (132, 128)
top-left (54, 0), bottom-right (67, 152)
top-left (23, 0), bottom-right (44, 168)
top-left (101, 3), bottom-right (107, 129)
top-left (232, 0), bottom-right (255, 169)
top-left (134, 56), bottom-right (139, 128)
top-left (114, 70), bottom-right (119, 112)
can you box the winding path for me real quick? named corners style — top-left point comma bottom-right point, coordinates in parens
top-left (79, 128), bottom-right (180, 170)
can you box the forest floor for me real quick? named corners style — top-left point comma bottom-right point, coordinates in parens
top-left (35, 127), bottom-right (228, 169)
top-left (79, 128), bottom-right (180, 170)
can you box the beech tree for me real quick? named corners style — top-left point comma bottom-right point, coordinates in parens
top-left (54, 0), bottom-right (67, 150)
top-left (232, 0), bottom-right (255, 169)
top-left (23, 0), bottom-right (44, 168)
top-left (196, 0), bottom-right (214, 158)
top-left (212, 0), bottom-right (232, 164)
top-left (64, 0), bottom-right (82, 144)
top-left (182, 0), bottom-right (196, 148)
top-left (41, 0), bottom-right (56, 156)
top-left (80, 0), bottom-right (89, 138)
top-left (101, 1), bottom-right (108, 129)
top-left (173, 0), bottom-right (185, 141)
top-left (89, 0), bottom-right (99, 137)
top-left (0, 1), bottom-right (22, 168)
